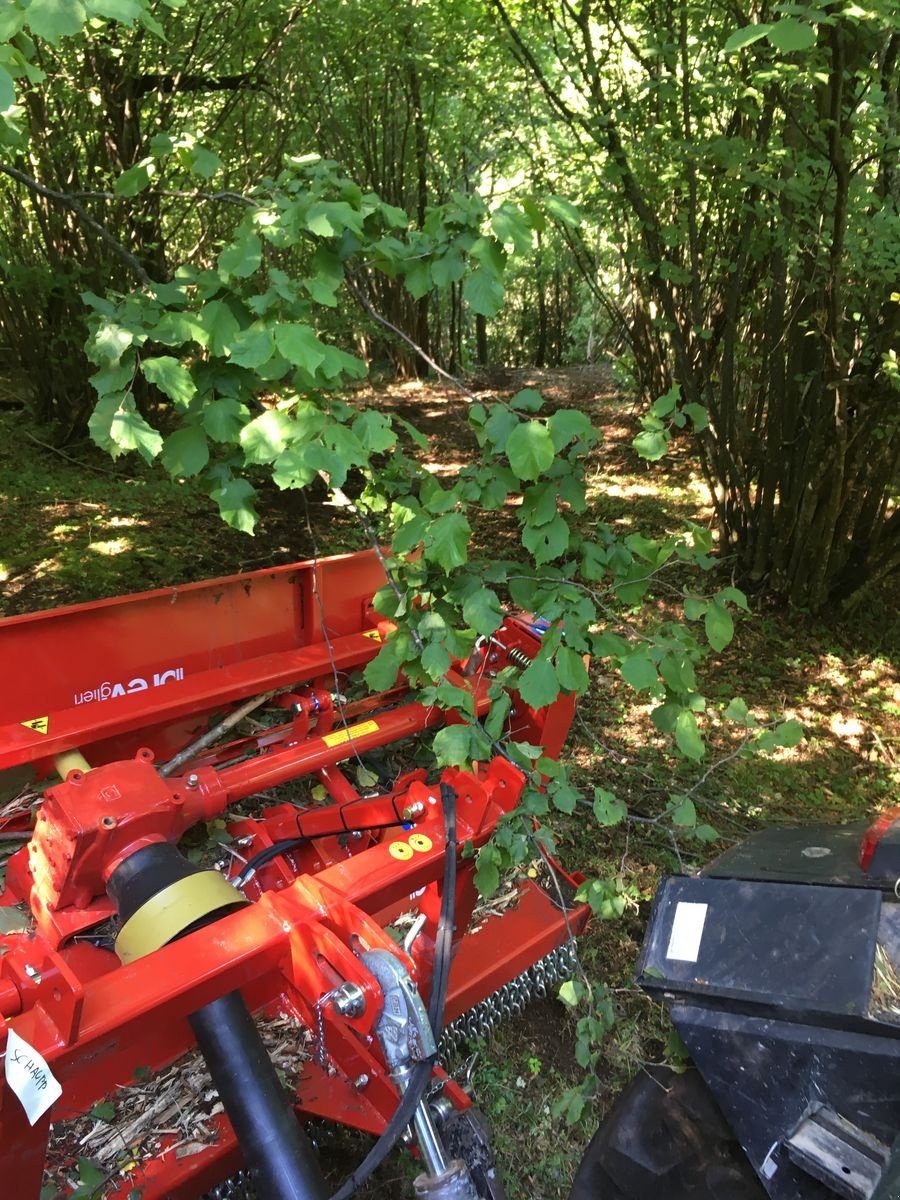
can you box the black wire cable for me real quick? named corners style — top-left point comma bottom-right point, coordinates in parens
top-left (233, 799), bottom-right (414, 888)
top-left (428, 781), bottom-right (457, 1037)
top-left (327, 783), bottom-right (459, 1200)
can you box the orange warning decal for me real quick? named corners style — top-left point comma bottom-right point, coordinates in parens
top-left (321, 720), bottom-right (379, 748)
top-left (362, 630), bottom-right (383, 641)
top-left (21, 716), bottom-right (49, 735)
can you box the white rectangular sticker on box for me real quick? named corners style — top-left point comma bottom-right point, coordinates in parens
top-left (665, 901), bottom-right (708, 963)
top-left (4, 1027), bottom-right (62, 1125)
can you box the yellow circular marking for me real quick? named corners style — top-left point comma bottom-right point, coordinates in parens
top-left (389, 841), bottom-right (414, 861)
top-left (408, 834), bottom-right (433, 854)
top-left (115, 871), bottom-right (247, 964)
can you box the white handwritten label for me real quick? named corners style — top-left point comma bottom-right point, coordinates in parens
top-left (665, 901), bottom-right (708, 963)
top-left (4, 1027), bottom-right (62, 1125)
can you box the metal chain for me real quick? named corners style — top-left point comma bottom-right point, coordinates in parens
top-left (438, 940), bottom-right (579, 1060)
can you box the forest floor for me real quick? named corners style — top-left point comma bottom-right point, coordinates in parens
top-left (1, 366), bottom-right (899, 1199)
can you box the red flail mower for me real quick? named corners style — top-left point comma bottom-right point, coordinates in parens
top-left (0, 550), bottom-right (588, 1200)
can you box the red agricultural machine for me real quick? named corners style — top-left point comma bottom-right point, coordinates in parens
top-left (0, 550), bottom-right (588, 1199)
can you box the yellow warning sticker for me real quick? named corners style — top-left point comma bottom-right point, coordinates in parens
top-left (408, 834), bottom-right (433, 854)
top-left (362, 629), bottom-right (383, 641)
top-left (389, 841), bottom-right (414, 861)
top-left (21, 716), bottom-right (49, 735)
top-left (321, 720), bottom-right (379, 748)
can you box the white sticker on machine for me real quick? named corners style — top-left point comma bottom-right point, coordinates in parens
top-left (665, 901), bottom-right (708, 963)
top-left (4, 1027), bottom-right (62, 1125)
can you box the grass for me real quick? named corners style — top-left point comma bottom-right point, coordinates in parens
top-left (1, 368), bottom-right (898, 1198)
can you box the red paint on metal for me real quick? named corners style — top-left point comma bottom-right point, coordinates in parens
top-left (0, 551), bottom-right (589, 1198)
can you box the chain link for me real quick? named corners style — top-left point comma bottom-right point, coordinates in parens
top-left (438, 940), bottom-right (579, 1060)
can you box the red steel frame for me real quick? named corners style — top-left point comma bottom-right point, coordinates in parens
top-left (0, 550), bottom-right (589, 1198)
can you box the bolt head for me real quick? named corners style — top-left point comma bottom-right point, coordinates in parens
top-left (186, 773), bottom-right (199, 788)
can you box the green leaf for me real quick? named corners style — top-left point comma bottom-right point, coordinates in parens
top-left (558, 979), bottom-right (579, 1007)
top-left (544, 195), bottom-right (582, 228)
top-left (550, 781), bottom-right (579, 814)
top-left (161, 426), bottom-right (209, 477)
top-left (437, 679), bottom-right (476, 718)
top-left (633, 429), bottom-right (669, 460)
top-left (650, 385), bottom-right (680, 417)
top-left (620, 650), bottom-right (658, 691)
top-left (149, 310), bottom-right (206, 348)
top-left (86, 0), bottom-right (143, 21)
top-left (723, 697), bottom-right (751, 724)
top-left (274, 323), bottom-right (326, 373)
top-left (0, 66), bottom-right (16, 112)
top-left (434, 724), bottom-right (473, 769)
top-left (76, 1157), bottom-right (106, 1187)
top-left (210, 477), bottom-right (258, 534)
top-left (90, 1100), bottom-right (116, 1121)
top-left (425, 512), bottom-right (471, 571)
top-left (199, 300), bottom-right (241, 357)
top-left (682, 402), bottom-right (709, 432)
top-left (421, 641), bottom-right (452, 680)
top-left (549, 409), bottom-right (594, 450)
top-left (228, 324), bottom-right (275, 369)
top-left (474, 844), bottom-right (500, 896)
top-left (723, 23), bottom-right (773, 52)
top-left (463, 266), bottom-right (505, 317)
top-left (462, 588), bottom-right (504, 636)
top-left (556, 646), bottom-right (588, 693)
top-left (670, 795), bottom-right (697, 827)
top-left (431, 249), bottom-right (465, 288)
top-left (114, 160), bottom-right (154, 196)
top-left (272, 444), bottom-right (317, 489)
top-left (717, 586), bottom-right (749, 611)
top-left (491, 203), bottom-right (532, 254)
top-left (353, 410), bottom-right (396, 453)
top-left (203, 397), bottom-right (245, 443)
top-left (593, 789), bottom-right (627, 825)
top-left (90, 394), bottom-right (163, 463)
top-left (659, 652), bottom-right (696, 694)
top-left (767, 17), bottom-right (816, 52)
top-left (517, 656), bottom-right (560, 709)
top-left (522, 513), bottom-right (569, 565)
top-left (675, 710), bottom-right (705, 760)
top-left (773, 719), bottom-right (804, 748)
top-left (363, 639), bottom-right (404, 692)
top-left (240, 409), bottom-right (293, 466)
top-left (510, 388), bottom-right (543, 413)
top-left (25, 0), bottom-right (87, 43)
top-left (683, 595), bottom-right (708, 620)
top-left (484, 691), bottom-right (512, 740)
top-left (704, 600), bottom-right (734, 651)
top-left (506, 420), bottom-right (555, 481)
top-left (188, 145), bottom-right (223, 179)
top-left (218, 232), bottom-right (262, 279)
top-left (140, 356), bottom-right (196, 408)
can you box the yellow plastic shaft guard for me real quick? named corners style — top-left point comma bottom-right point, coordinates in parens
top-left (115, 871), bottom-right (248, 965)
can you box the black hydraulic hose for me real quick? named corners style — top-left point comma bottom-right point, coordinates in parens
top-left (428, 781), bottom-right (458, 1037)
top-left (328, 782), bottom-right (459, 1200)
top-left (190, 992), bottom-right (326, 1200)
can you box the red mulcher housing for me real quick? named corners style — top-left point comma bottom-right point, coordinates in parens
top-left (0, 550), bottom-right (588, 1199)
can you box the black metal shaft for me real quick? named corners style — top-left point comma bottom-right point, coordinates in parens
top-left (190, 991), bottom-right (327, 1200)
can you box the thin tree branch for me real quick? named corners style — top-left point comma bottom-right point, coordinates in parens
top-left (0, 162), bottom-right (153, 285)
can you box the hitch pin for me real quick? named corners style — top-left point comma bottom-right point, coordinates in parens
top-left (403, 913), bottom-right (427, 956)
